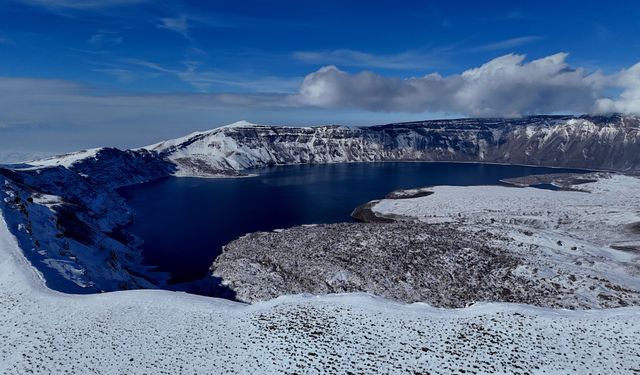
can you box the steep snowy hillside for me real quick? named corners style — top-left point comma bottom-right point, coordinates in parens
top-left (1, 213), bottom-right (638, 374)
top-left (0, 149), bottom-right (175, 292)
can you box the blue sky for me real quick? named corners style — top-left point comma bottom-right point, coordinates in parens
top-left (0, 0), bottom-right (639, 158)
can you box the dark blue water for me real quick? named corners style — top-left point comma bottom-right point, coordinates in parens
top-left (118, 162), bottom-right (587, 287)
top-left (530, 183), bottom-right (562, 191)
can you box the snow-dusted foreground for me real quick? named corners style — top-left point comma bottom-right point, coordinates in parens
top-left (1, 200), bottom-right (640, 373)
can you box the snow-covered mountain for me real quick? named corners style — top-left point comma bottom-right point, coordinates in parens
top-left (18, 114), bottom-right (640, 180)
top-left (146, 114), bottom-right (640, 177)
top-left (1, 114), bottom-right (639, 294)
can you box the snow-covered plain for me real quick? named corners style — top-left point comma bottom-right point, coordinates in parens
top-left (1, 195), bottom-right (640, 373)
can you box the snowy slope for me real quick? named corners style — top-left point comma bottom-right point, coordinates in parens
top-left (0, 148), bottom-right (176, 293)
top-left (24, 148), bottom-right (104, 169)
top-left (1, 211), bottom-right (639, 374)
top-left (17, 114), bottom-right (640, 180)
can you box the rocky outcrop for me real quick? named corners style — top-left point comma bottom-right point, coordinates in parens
top-left (212, 222), bottom-right (562, 307)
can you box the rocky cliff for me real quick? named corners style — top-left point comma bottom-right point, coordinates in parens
top-left (148, 115), bottom-right (640, 176)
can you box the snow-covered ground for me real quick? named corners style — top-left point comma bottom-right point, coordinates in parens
top-left (1, 194), bottom-right (640, 373)
top-left (372, 173), bottom-right (640, 308)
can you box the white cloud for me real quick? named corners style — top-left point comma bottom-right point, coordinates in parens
top-left (116, 58), bottom-right (301, 93)
top-left (2, 75), bottom-right (279, 108)
top-left (158, 15), bottom-right (190, 39)
top-left (0, 76), bottom-right (290, 131)
top-left (3, 53), bottom-right (640, 155)
top-left (468, 36), bottom-right (542, 52)
top-left (177, 61), bottom-right (301, 93)
top-left (16, 0), bottom-right (146, 10)
top-left (90, 68), bottom-right (136, 82)
top-left (118, 58), bottom-right (177, 73)
top-left (292, 37), bottom-right (541, 71)
top-left (0, 76), bottom-right (293, 153)
top-left (1, 53), bottom-right (639, 142)
top-left (595, 62), bottom-right (640, 114)
top-left (293, 53), bottom-right (619, 117)
top-left (88, 30), bottom-right (123, 47)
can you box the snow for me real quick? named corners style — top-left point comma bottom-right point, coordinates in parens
top-left (143, 120), bottom-right (260, 153)
top-left (22, 148), bottom-right (103, 169)
top-left (1, 192), bottom-right (640, 373)
top-left (23, 115), bottom-right (639, 181)
top-left (30, 193), bottom-right (62, 210)
top-left (219, 119), bottom-right (260, 128)
top-left (372, 174), bottom-right (640, 308)
top-left (373, 174), bottom-right (639, 248)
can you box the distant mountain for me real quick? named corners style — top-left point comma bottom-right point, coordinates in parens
top-left (22, 114), bottom-right (640, 180)
top-left (145, 114), bottom-right (640, 177)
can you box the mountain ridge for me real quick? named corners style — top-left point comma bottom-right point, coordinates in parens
top-left (145, 113), bottom-right (640, 176)
top-left (19, 113), bottom-right (640, 177)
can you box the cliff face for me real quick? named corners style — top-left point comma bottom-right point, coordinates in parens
top-left (148, 115), bottom-right (640, 176)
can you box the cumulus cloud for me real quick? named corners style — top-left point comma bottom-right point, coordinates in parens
top-left (293, 53), bottom-right (619, 117)
top-left (595, 62), bottom-right (640, 114)
top-left (3, 52), bottom-right (640, 155)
